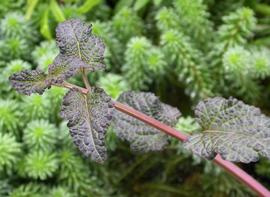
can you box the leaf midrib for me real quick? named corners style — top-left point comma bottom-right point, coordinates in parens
top-left (70, 23), bottom-right (83, 59)
top-left (83, 94), bottom-right (102, 161)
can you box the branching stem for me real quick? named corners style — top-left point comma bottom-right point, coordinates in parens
top-left (55, 82), bottom-right (270, 197)
top-left (113, 102), bottom-right (270, 197)
top-left (60, 81), bottom-right (89, 94)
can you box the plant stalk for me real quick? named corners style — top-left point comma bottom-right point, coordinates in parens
top-left (57, 83), bottom-right (270, 197)
top-left (113, 101), bottom-right (270, 197)
top-left (255, 3), bottom-right (270, 16)
top-left (81, 68), bottom-right (91, 91)
top-left (61, 81), bottom-right (89, 94)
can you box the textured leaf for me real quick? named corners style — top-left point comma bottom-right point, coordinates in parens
top-left (48, 54), bottom-right (88, 84)
top-left (60, 87), bottom-right (113, 163)
top-left (9, 69), bottom-right (50, 95)
top-left (56, 19), bottom-right (105, 71)
top-left (113, 91), bottom-right (181, 152)
top-left (184, 97), bottom-right (270, 163)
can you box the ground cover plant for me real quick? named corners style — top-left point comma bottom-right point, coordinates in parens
top-left (1, 0), bottom-right (270, 196)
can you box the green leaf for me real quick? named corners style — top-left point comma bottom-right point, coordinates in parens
top-left (60, 88), bottom-right (114, 163)
top-left (115, 0), bottom-right (133, 13)
top-left (113, 91), bottom-right (181, 152)
top-left (9, 69), bottom-right (50, 95)
top-left (77, 0), bottom-right (102, 14)
top-left (134, 0), bottom-right (150, 11)
top-left (56, 19), bottom-right (105, 71)
top-left (48, 54), bottom-right (88, 84)
top-left (184, 97), bottom-right (270, 163)
top-left (153, 0), bottom-right (163, 6)
top-left (25, 0), bottom-right (39, 20)
top-left (50, 0), bottom-right (65, 22)
top-left (40, 8), bottom-right (52, 39)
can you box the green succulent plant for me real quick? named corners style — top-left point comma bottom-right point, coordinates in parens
top-left (0, 133), bottom-right (21, 173)
top-left (250, 48), bottom-right (270, 79)
top-left (161, 30), bottom-right (212, 99)
top-left (32, 41), bottom-right (59, 71)
top-left (9, 183), bottom-right (47, 197)
top-left (98, 73), bottom-right (130, 99)
top-left (1, 1), bottom-right (270, 197)
top-left (123, 37), bottom-right (166, 90)
top-left (0, 37), bottom-right (30, 61)
top-left (21, 94), bottom-right (51, 121)
top-left (0, 0), bottom-right (24, 18)
top-left (92, 21), bottom-right (122, 69)
top-left (0, 12), bottom-right (36, 40)
top-left (49, 187), bottom-right (74, 197)
top-left (57, 148), bottom-right (101, 195)
top-left (46, 86), bottom-right (67, 121)
top-left (0, 100), bottom-right (21, 133)
top-left (0, 179), bottom-right (11, 197)
top-left (23, 120), bottom-right (57, 151)
top-left (20, 151), bottom-right (58, 180)
top-left (0, 60), bottom-right (31, 93)
top-left (175, 116), bottom-right (200, 134)
top-left (112, 7), bottom-right (143, 43)
top-left (156, 7), bottom-right (180, 32)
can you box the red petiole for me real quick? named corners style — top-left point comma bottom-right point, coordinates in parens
top-left (61, 81), bottom-right (270, 197)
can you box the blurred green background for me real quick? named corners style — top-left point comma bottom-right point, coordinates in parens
top-left (1, 0), bottom-right (270, 196)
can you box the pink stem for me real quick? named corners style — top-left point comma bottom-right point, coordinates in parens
top-left (113, 101), bottom-right (270, 197)
top-left (57, 83), bottom-right (270, 197)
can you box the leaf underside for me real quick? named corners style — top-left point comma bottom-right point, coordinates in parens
top-left (56, 19), bottom-right (105, 71)
top-left (184, 97), bottom-right (270, 163)
top-left (60, 87), bottom-right (113, 163)
top-left (113, 91), bottom-right (181, 152)
top-left (9, 69), bottom-right (50, 95)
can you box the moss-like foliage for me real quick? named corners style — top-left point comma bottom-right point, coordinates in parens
top-left (123, 37), bottom-right (165, 90)
top-left (0, 12), bottom-right (37, 40)
top-left (0, 60), bottom-right (32, 93)
top-left (23, 120), bottom-right (57, 151)
top-left (32, 41), bottom-right (58, 71)
top-left (0, 133), bottom-right (21, 173)
top-left (98, 73), bottom-right (130, 99)
top-left (21, 94), bottom-right (51, 120)
top-left (175, 116), bottom-right (200, 134)
top-left (0, 100), bottom-right (21, 133)
top-left (19, 151), bottom-right (58, 180)
top-left (2, 1), bottom-right (270, 196)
